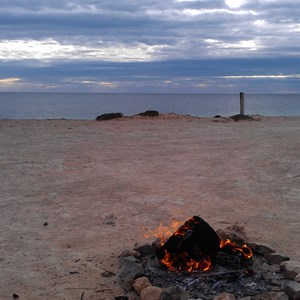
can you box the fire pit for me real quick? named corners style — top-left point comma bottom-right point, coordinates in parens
top-left (118, 216), bottom-right (293, 299)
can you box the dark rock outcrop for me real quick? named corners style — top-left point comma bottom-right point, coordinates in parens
top-left (230, 114), bottom-right (254, 122)
top-left (96, 113), bottom-right (123, 121)
top-left (137, 110), bottom-right (159, 117)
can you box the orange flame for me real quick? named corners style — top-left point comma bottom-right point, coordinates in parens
top-left (144, 219), bottom-right (182, 245)
top-left (145, 219), bottom-right (253, 273)
top-left (161, 250), bottom-right (212, 272)
top-left (220, 239), bottom-right (253, 259)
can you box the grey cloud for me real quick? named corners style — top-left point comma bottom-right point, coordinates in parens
top-left (245, 0), bottom-right (300, 22)
top-left (0, 1), bottom-right (280, 39)
top-left (1, 0), bottom-right (299, 92)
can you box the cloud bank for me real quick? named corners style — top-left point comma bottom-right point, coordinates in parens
top-left (0, 0), bottom-right (299, 92)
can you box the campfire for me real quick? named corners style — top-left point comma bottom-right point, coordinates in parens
top-left (154, 216), bottom-right (253, 273)
top-left (118, 215), bottom-right (292, 300)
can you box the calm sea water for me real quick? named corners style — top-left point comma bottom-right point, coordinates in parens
top-left (0, 92), bottom-right (299, 119)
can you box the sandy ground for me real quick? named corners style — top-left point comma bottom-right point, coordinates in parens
top-left (0, 115), bottom-right (299, 300)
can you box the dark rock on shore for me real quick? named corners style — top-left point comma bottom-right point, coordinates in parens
top-left (230, 114), bottom-right (254, 122)
top-left (96, 113), bottom-right (123, 121)
top-left (137, 110), bottom-right (159, 117)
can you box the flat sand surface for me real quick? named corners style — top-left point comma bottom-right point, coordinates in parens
top-left (0, 115), bottom-right (299, 299)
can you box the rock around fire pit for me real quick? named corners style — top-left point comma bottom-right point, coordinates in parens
top-left (117, 216), bottom-right (300, 300)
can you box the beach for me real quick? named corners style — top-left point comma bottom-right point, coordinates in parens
top-left (0, 115), bottom-right (299, 299)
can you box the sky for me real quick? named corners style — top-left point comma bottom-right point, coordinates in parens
top-left (0, 0), bottom-right (299, 93)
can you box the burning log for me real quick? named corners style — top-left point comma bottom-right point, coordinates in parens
top-left (155, 216), bottom-right (221, 272)
top-left (154, 216), bottom-right (253, 273)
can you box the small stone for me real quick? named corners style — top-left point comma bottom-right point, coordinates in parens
top-left (118, 256), bottom-right (144, 290)
top-left (118, 250), bottom-right (132, 260)
top-left (12, 294), bottom-right (19, 299)
top-left (105, 220), bottom-right (116, 226)
top-left (160, 285), bottom-right (189, 300)
top-left (132, 249), bottom-right (142, 258)
top-left (44, 222), bottom-right (48, 226)
top-left (295, 274), bottom-right (300, 283)
top-left (133, 277), bottom-right (152, 294)
top-left (280, 261), bottom-right (300, 279)
top-left (104, 213), bottom-right (117, 226)
top-left (283, 281), bottom-right (300, 300)
top-left (213, 292), bottom-right (236, 300)
top-left (275, 292), bottom-right (289, 300)
top-left (252, 242), bottom-right (276, 256)
top-left (140, 286), bottom-right (162, 300)
top-left (265, 253), bottom-right (290, 264)
top-left (101, 270), bottom-right (115, 277)
top-left (133, 243), bottom-right (155, 256)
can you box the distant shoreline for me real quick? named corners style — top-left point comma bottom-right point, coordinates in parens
top-left (1, 114), bottom-right (300, 122)
top-left (1, 93), bottom-right (300, 119)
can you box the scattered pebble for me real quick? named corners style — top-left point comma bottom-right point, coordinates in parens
top-left (101, 270), bottom-right (115, 277)
top-left (104, 214), bottom-right (117, 226)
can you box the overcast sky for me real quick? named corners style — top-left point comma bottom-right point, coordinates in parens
top-left (0, 0), bottom-right (299, 93)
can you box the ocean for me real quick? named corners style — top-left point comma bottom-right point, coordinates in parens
top-left (0, 92), bottom-right (299, 119)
